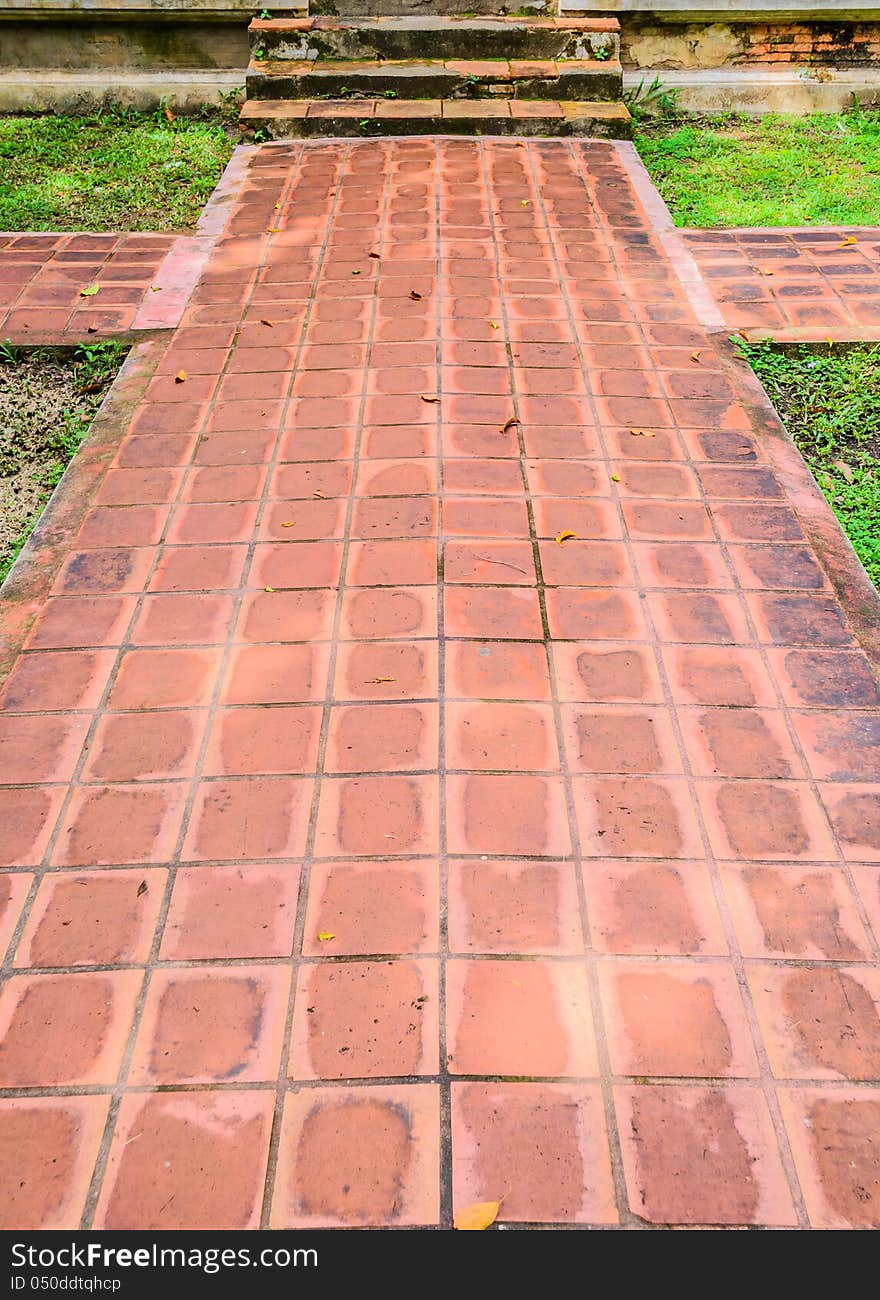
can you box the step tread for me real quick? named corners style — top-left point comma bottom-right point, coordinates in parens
top-left (250, 16), bottom-right (620, 33)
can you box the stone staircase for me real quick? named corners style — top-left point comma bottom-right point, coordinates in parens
top-left (239, 11), bottom-right (631, 138)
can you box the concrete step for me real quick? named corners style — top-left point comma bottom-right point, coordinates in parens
top-left (240, 95), bottom-right (631, 138)
top-left (249, 16), bottom-right (620, 63)
top-left (307, 0), bottom-right (552, 15)
top-left (247, 57), bottom-right (623, 102)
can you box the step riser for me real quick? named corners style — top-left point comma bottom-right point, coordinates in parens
top-left (253, 28), bottom-right (619, 64)
top-left (308, 0), bottom-right (553, 16)
top-left (247, 66), bottom-right (622, 102)
top-left (243, 113), bottom-right (629, 140)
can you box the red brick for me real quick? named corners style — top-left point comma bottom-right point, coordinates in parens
top-left (452, 1083), bottom-right (616, 1225)
top-left (0, 1096), bottom-right (109, 1229)
top-left (183, 777), bottom-right (312, 861)
top-left (302, 860), bottom-right (439, 956)
top-left (271, 1084), bottom-right (440, 1228)
top-left (615, 1086), bottom-right (796, 1225)
top-left (289, 959), bottom-right (439, 1079)
top-left (779, 1088), bottom-right (880, 1229)
top-left (17, 868), bottom-right (165, 968)
top-left (446, 959), bottom-right (596, 1077)
top-left (600, 960), bottom-right (758, 1078)
top-left (0, 970), bottom-right (141, 1086)
top-left (95, 1092), bottom-right (273, 1229)
top-left (130, 966), bottom-right (290, 1084)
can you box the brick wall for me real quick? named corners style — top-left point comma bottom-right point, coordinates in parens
top-left (738, 23), bottom-right (880, 67)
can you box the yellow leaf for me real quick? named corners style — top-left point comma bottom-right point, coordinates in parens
top-left (317, 931), bottom-right (335, 942)
top-left (611, 473), bottom-right (620, 482)
top-left (500, 416), bottom-right (519, 433)
top-left (520, 200), bottom-right (530, 207)
top-left (281, 521), bottom-right (295, 528)
top-left (313, 490), bottom-right (326, 498)
top-left (267, 227), bottom-right (281, 234)
top-left (352, 269), bottom-right (362, 276)
top-left (264, 586), bottom-right (276, 593)
top-left (555, 530), bottom-right (576, 545)
top-left (839, 236), bottom-right (857, 248)
top-left (151, 285), bottom-right (162, 293)
top-left (629, 429), bottom-right (655, 438)
top-left (489, 320), bottom-right (499, 330)
top-left (454, 1201), bottom-right (500, 1231)
top-left (174, 370), bottom-right (187, 383)
top-left (79, 283), bottom-right (100, 297)
top-left (368, 676), bottom-right (395, 684)
top-left (690, 350), bottom-right (701, 363)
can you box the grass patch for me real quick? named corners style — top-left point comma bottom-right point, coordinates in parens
top-left (0, 106), bottom-right (237, 233)
top-left (635, 110), bottom-right (880, 227)
top-left (742, 339), bottom-right (880, 586)
top-left (0, 341), bottom-right (126, 584)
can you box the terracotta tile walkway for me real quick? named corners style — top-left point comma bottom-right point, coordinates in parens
top-left (0, 232), bottom-right (212, 342)
top-left (684, 227), bottom-right (880, 341)
top-left (1, 139), bottom-right (880, 1231)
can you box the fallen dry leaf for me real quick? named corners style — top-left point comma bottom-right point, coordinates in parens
top-left (317, 932), bottom-right (335, 942)
top-left (691, 351), bottom-right (701, 363)
top-left (260, 319), bottom-right (274, 328)
top-left (368, 251), bottom-right (380, 259)
top-left (489, 320), bottom-right (499, 330)
top-left (611, 473), bottom-right (620, 482)
top-left (629, 429), bottom-right (655, 438)
top-left (839, 236), bottom-right (857, 248)
top-left (313, 490), bottom-right (326, 499)
top-left (267, 227), bottom-right (281, 234)
top-left (351, 269), bottom-right (362, 276)
top-left (151, 285), bottom-right (162, 293)
top-left (368, 676), bottom-right (395, 684)
top-left (174, 370), bottom-right (187, 383)
top-left (555, 530), bottom-right (576, 545)
top-left (264, 586), bottom-right (276, 593)
top-left (79, 283), bottom-right (100, 297)
top-left (833, 459), bottom-right (855, 483)
top-left (500, 417), bottom-right (519, 433)
top-left (281, 521), bottom-right (295, 528)
top-left (420, 395), bottom-right (440, 404)
top-left (136, 880), bottom-right (148, 897)
top-left (454, 1201), bottom-right (500, 1232)
top-left (409, 289), bottom-right (422, 300)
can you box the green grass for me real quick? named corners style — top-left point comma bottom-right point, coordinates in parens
top-left (634, 110), bottom-right (880, 227)
top-left (0, 107), bottom-right (237, 232)
top-left (743, 340), bottom-right (880, 587)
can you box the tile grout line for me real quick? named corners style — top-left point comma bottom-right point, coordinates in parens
top-left (74, 144), bottom-right (310, 1230)
top-left (588, 142), bottom-right (812, 1228)
top-left (258, 138), bottom-right (360, 1231)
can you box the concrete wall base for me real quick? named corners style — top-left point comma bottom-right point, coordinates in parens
top-left (0, 68), bottom-right (243, 113)
top-left (625, 65), bottom-right (880, 112)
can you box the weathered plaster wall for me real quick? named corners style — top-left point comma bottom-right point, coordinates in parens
top-left (623, 19), bottom-right (880, 68)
